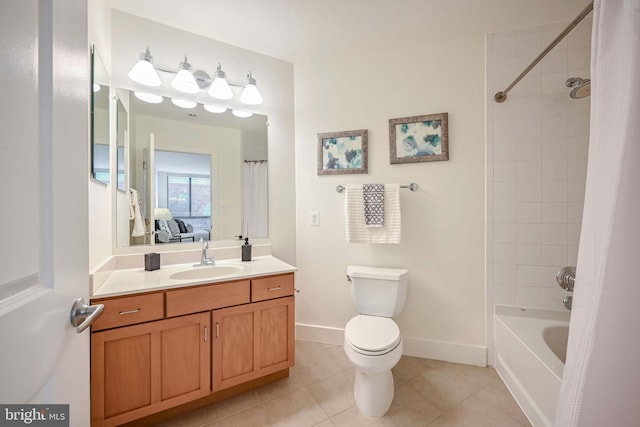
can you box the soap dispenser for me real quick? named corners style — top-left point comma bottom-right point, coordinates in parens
top-left (242, 237), bottom-right (252, 261)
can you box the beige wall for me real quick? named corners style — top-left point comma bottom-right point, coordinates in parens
top-left (293, 1), bottom-right (590, 364)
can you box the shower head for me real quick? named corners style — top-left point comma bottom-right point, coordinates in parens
top-left (566, 77), bottom-right (591, 99)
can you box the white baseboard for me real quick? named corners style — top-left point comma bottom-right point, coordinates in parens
top-left (295, 323), bottom-right (487, 367)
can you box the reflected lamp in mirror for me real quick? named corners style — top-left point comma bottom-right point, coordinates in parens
top-left (154, 208), bottom-right (173, 220)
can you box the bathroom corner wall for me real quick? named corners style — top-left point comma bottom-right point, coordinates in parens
top-left (486, 18), bottom-right (592, 364)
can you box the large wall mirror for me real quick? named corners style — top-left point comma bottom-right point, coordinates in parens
top-left (91, 46), bottom-right (110, 185)
top-left (115, 89), bottom-right (268, 248)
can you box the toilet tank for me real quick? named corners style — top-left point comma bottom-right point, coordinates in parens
top-left (347, 265), bottom-right (408, 317)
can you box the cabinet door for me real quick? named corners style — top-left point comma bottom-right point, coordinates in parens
top-left (212, 296), bottom-right (294, 391)
top-left (91, 312), bottom-right (210, 427)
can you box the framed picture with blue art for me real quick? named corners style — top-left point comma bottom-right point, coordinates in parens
top-left (317, 129), bottom-right (368, 175)
top-left (389, 113), bottom-right (449, 164)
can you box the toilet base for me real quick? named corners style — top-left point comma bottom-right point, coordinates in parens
top-left (353, 368), bottom-right (394, 418)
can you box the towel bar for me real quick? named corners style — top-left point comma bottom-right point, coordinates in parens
top-left (336, 183), bottom-right (418, 193)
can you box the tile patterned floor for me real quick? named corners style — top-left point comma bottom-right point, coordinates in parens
top-left (157, 341), bottom-right (531, 427)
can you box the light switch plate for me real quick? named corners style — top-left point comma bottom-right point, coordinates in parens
top-left (309, 211), bottom-right (320, 226)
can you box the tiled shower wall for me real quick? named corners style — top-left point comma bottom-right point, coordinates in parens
top-left (486, 18), bottom-right (592, 364)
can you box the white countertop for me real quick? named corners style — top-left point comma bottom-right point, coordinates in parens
top-left (92, 255), bottom-right (297, 299)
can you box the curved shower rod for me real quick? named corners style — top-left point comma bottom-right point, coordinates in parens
top-left (494, 1), bottom-right (594, 103)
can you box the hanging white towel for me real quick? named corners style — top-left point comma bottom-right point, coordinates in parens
top-left (345, 183), bottom-right (401, 244)
top-left (130, 188), bottom-right (146, 237)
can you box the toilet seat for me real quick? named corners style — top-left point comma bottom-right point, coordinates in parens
top-left (345, 315), bottom-right (401, 356)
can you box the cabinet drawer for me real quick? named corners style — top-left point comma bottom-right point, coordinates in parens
top-left (91, 292), bottom-right (164, 332)
top-left (251, 273), bottom-right (294, 302)
top-left (166, 280), bottom-right (250, 317)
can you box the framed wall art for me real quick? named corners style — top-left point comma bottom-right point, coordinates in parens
top-left (317, 129), bottom-right (368, 175)
top-left (389, 113), bottom-right (448, 164)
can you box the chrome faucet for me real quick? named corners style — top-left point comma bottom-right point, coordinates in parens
top-left (198, 238), bottom-right (215, 266)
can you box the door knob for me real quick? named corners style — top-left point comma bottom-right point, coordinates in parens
top-left (70, 298), bottom-right (104, 333)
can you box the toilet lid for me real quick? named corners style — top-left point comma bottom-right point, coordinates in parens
top-left (345, 315), bottom-right (400, 354)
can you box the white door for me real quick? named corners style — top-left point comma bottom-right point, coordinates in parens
top-left (0, 0), bottom-right (91, 425)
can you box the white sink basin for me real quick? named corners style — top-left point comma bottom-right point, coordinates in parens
top-left (169, 265), bottom-right (244, 281)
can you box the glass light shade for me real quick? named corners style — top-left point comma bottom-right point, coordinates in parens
top-left (240, 84), bottom-right (263, 105)
top-left (128, 58), bottom-right (161, 87)
top-left (171, 98), bottom-right (197, 109)
top-left (232, 109), bottom-right (253, 118)
top-left (203, 104), bottom-right (227, 114)
top-left (171, 69), bottom-right (199, 94)
top-left (134, 91), bottom-right (163, 104)
top-left (208, 77), bottom-right (233, 99)
top-left (93, 83), bottom-right (101, 93)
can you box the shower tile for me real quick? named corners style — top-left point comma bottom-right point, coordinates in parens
top-left (493, 94), bottom-right (518, 120)
top-left (567, 17), bottom-right (593, 49)
top-left (493, 243), bottom-right (518, 264)
top-left (542, 223), bottom-right (568, 245)
top-left (542, 202), bottom-right (568, 223)
top-left (517, 286), bottom-right (542, 308)
top-left (517, 27), bottom-right (543, 56)
top-left (542, 23), bottom-right (568, 49)
top-left (516, 181), bottom-right (542, 202)
top-left (494, 264), bottom-right (517, 285)
top-left (494, 203), bottom-right (517, 223)
top-left (568, 136), bottom-right (589, 158)
top-left (541, 48), bottom-right (567, 74)
top-left (517, 244), bottom-right (541, 265)
top-left (494, 182), bottom-right (517, 202)
top-left (517, 160), bottom-right (542, 181)
top-left (487, 201), bottom-right (494, 223)
top-left (568, 245), bottom-right (579, 265)
top-left (515, 72), bottom-right (542, 98)
top-left (568, 97), bottom-right (590, 116)
top-left (542, 158), bottom-right (568, 181)
top-left (567, 223), bottom-right (582, 246)
top-left (494, 161), bottom-right (517, 182)
top-left (516, 202), bottom-right (542, 224)
top-left (567, 179), bottom-right (587, 202)
top-left (568, 158), bottom-right (588, 180)
top-left (542, 266), bottom-right (564, 287)
top-left (517, 223), bottom-right (542, 245)
top-left (568, 113), bottom-right (590, 136)
top-left (542, 288), bottom-right (568, 311)
top-left (517, 265), bottom-right (542, 286)
top-left (494, 140), bottom-right (517, 162)
top-left (542, 114), bottom-right (568, 138)
top-left (516, 54), bottom-right (540, 75)
top-left (517, 139), bottom-right (542, 160)
top-left (517, 97), bottom-right (542, 118)
top-left (542, 180), bottom-right (568, 202)
top-left (517, 117), bottom-right (542, 139)
top-left (493, 119), bottom-right (517, 141)
top-left (541, 245), bottom-right (568, 267)
top-left (567, 202), bottom-right (584, 224)
top-left (568, 47), bottom-right (591, 71)
top-left (494, 285), bottom-right (517, 305)
top-left (493, 223), bottom-right (517, 244)
top-left (542, 71), bottom-right (568, 95)
top-left (542, 94), bottom-right (568, 117)
top-left (492, 30), bottom-right (518, 59)
top-left (542, 137), bottom-right (568, 160)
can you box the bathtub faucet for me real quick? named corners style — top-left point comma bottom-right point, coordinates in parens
top-left (556, 266), bottom-right (575, 292)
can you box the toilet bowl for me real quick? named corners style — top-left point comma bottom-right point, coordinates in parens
top-left (344, 265), bottom-right (408, 417)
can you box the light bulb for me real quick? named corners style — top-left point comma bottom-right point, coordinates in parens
top-left (203, 105), bottom-right (227, 114)
top-left (232, 109), bottom-right (253, 118)
top-left (128, 47), bottom-right (161, 87)
top-left (207, 64), bottom-right (233, 99)
top-left (171, 56), bottom-right (199, 94)
top-left (134, 91), bottom-right (163, 104)
top-left (171, 98), bottom-right (197, 109)
top-left (240, 72), bottom-right (263, 105)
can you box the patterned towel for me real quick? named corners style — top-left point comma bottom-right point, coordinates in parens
top-left (363, 184), bottom-right (385, 227)
top-left (345, 184), bottom-right (401, 244)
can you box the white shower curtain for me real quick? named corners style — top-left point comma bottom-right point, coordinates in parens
top-left (242, 161), bottom-right (268, 239)
top-left (555, 1), bottom-right (640, 426)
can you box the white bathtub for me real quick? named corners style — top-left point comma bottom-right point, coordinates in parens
top-left (494, 305), bottom-right (570, 427)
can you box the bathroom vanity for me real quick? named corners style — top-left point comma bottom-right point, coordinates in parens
top-left (89, 256), bottom-right (295, 427)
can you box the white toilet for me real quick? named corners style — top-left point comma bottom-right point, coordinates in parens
top-left (343, 265), bottom-right (408, 418)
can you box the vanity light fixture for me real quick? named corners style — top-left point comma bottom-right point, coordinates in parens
top-left (93, 83), bottom-right (101, 93)
top-left (208, 64), bottom-right (234, 100)
top-left (203, 104), bottom-right (227, 114)
top-left (128, 47), bottom-right (161, 87)
top-left (134, 91), bottom-right (163, 104)
top-left (232, 109), bottom-right (253, 118)
top-left (171, 98), bottom-right (197, 109)
top-left (239, 71), bottom-right (263, 105)
top-left (171, 55), bottom-right (199, 94)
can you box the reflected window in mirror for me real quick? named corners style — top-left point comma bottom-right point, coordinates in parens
top-left (155, 151), bottom-right (212, 244)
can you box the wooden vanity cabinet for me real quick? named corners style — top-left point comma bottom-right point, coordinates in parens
top-left (90, 272), bottom-right (295, 427)
top-left (90, 312), bottom-right (210, 427)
